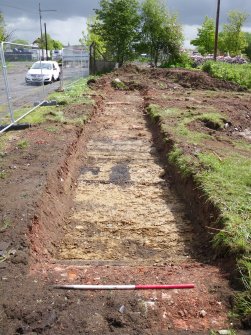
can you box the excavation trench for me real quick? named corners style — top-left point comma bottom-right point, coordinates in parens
top-left (58, 92), bottom-right (195, 265)
top-left (30, 89), bottom-right (233, 332)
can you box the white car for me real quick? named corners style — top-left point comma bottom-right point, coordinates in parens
top-left (25, 61), bottom-right (60, 85)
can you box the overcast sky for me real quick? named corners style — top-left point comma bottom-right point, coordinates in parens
top-left (0, 0), bottom-right (251, 48)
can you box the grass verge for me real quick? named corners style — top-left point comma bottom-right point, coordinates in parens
top-left (147, 103), bottom-right (251, 324)
top-left (0, 78), bottom-right (95, 127)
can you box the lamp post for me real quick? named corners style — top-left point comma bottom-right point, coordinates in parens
top-left (214, 0), bottom-right (221, 61)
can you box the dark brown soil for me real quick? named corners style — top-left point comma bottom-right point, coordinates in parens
top-left (0, 65), bottom-right (250, 335)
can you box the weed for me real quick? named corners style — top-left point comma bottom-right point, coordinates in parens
top-left (111, 79), bottom-right (129, 90)
top-left (17, 140), bottom-right (29, 149)
top-left (0, 171), bottom-right (7, 179)
top-left (209, 329), bottom-right (236, 335)
top-left (0, 218), bottom-right (12, 232)
top-left (45, 126), bottom-right (58, 133)
top-left (202, 61), bottom-right (251, 88)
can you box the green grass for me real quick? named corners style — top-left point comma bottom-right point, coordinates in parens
top-left (195, 153), bottom-right (251, 254)
top-left (14, 78), bottom-right (94, 126)
top-left (167, 146), bottom-right (194, 176)
top-left (202, 61), bottom-right (251, 88)
top-left (147, 104), bottom-right (222, 144)
top-left (147, 103), bottom-right (251, 322)
top-left (17, 140), bottom-right (29, 149)
top-left (197, 113), bottom-right (226, 130)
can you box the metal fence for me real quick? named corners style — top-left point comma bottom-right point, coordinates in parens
top-left (0, 42), bottom-right (89, 133)
top-left (61, 47), bottom-right (89, 87)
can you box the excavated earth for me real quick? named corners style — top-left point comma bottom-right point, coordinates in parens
top-left (0, 66), bottom-right (250, 335)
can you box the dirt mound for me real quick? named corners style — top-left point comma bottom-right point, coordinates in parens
top-left (116, 63), bottom-right (141, 74)
top-left (108, 65), bottom-right (245, 92)
top-left (150, 68), bottom-right (245, 91)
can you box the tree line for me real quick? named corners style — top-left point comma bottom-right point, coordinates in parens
top-left (80, 0), bottom-right (184, 66)
top-left (1, 0), bottom-right (251, 64)
top-left (191, 11), bottom-right (250, 59)
top-left (81, 0), bottom-right (250, 65)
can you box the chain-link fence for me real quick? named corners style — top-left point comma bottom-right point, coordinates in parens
top-left (61, 47), bottom-right (89, 87)
top-left (0, 42), bottom-right (89, 133)
top-left (0, 44), bottom-right (10, 126)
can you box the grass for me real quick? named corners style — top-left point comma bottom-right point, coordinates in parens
top-left (202, 61), bottom-right (251, 88)
top-left (147, 103), bottom-right (251, 322)
top-left (167, 146), bottom-right (194, 176)
top-left (147, 104), bottom-right (223, 144)
top-left (195, 153), bottom-right (251, 254)
top-left (209, 330), bottom-right (236, 335)
top-left (45, 126), bottom-right (59, 133)
top-left (17, 139), bottom-right (29, 149)
top-left (15, 77), bottom-right (94, 126)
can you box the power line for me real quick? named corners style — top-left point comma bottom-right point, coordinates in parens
top-left (0, 2), bottom-right (37, 15)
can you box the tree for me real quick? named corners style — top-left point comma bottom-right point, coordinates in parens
top-left (141, 0), bottom-right (183, 66)
top-left (191, 16), bottom-right (215, 55)
top-left (219, 11), bottom-right (248, 56)
top-left (33, 34), bottom-right (63, 50)
top-left (0, 12), bottom-right (12, 42)
top-left (243, 32), bottom-right (251, 60)
top-left (94, 0), bottom-right (141, 66)
top-left (52, 40), bottom-right (63, 50)
top-left (11, 39), bottom-right (29, 45)
top-left (79, 17), bottom-right (107, 59)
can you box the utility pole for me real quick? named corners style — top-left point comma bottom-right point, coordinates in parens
top-left (38, 3), bottom-right (56, 60)
top-left (39, 3), bottom-right (43, 59)
top-left (44, 23), bottom-right (48, 60)
top-left (214, 0), bottom-right (221, 61)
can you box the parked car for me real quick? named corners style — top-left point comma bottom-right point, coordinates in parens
top-left (25, 61), bottom-right (60, 85)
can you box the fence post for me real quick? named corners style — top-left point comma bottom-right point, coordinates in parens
top-left (60, 48), bottom-right (65, 90)
top-left (0, 42), bottom-right (14, 123)
top-left (89, 43), bottom-right (96, 75)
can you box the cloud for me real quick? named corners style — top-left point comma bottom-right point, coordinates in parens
top-left (168, 0), bottom-right (251, 26)
top-left (182, 25), bottom-right (200, 49)
top-left (1, 0), bottom-right (251, 48)
top-left (43, 17), bottom-right (87, 45)
top-left (6, 16), bottom-right (87, 45)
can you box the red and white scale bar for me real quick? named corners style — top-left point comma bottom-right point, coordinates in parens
top-left (54, 284), bottom-right (195, 290)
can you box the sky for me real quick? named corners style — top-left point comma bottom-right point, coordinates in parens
top-left (0, 0), bottom-right (251, 48)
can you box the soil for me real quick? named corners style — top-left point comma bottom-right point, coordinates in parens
top-left (0, 65), bottom-right (250, 335)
